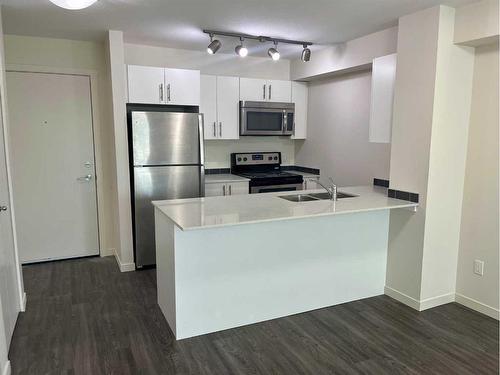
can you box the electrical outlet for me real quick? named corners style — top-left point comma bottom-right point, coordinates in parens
top-left (473, 260), bottom-right (484, 276)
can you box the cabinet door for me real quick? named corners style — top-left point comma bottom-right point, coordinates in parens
top-left (127, 65), bottom-right (165, 104)
top-left (217, 76), bottom-right (240, 140)
top-left (228, 182), bottom-right (249, 195)
top-left (200, 75), bottom-right (218, 140)
top-left (240, 78), bottom-right (267, 101)
top-left (291, 82), bottom-right (308, 139)
top-left (205, 182), bottom-right (225, 197)
top-left (369, 53), bottom-right (396, 143)
top-left (165, 68), bottom-right (200, 106)
top-left (267, 80), bottom-right (291, 102)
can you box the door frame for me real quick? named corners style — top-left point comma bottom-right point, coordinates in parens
top-left (6, 64), bottom-right (105, 260)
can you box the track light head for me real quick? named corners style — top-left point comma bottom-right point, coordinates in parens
top-left (235, 38), bottom-right (248, 57)
top-left (207, 35), bottom-right (221, 54)
top-left (268, 41), bottom-right (280, 61)
top-left (301, 45), bottom-right (311, 62)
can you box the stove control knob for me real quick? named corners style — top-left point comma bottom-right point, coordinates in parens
top-left (237, 157), bottom-right (242, 162)
top-left (243, 157), bottom-right (248, 161)
top-left (274, 156), bottom-right (278, 160)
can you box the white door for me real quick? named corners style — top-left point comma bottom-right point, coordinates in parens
top-left (291, 82), bottom-right (308, 139)
top-left (0, 92), bottom-right (20, 350)
top-left (240, 78), bottom-right (267, 101)
top-left (165, 68), bottom-right (200, 106)
top-left (200, 75), bottom-right (217, 140)
top-left (6, 72), bottom-right (99, 263)
top-left (227, 182), bottom-right (248, 195)
top-left (267, 80), bottom-right (291, 102)
top-left (217, 76), bottom-right (239, 140)
top-left (127, 65), bottom-right (165, 104)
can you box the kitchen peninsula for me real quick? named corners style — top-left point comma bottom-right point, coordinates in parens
top-left (153, 186), bottom-right (418, 339)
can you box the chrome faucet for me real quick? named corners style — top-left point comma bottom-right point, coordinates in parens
top-left (316, 177), bottom-right (338, 201)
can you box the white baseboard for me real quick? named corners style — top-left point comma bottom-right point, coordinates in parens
top-left (455, 293), bottom-right (499, 320)
top-left (385, 286), bottom-right (499, 320)
top-left (113, 249), bottom-right (135, 272)
top-left (2, 360), bottom-right (11, 375)
top-left (100, 247), bottom-right (115, 257)
top-left (21, 291), bottom-right (26, 312)
top-left (419, 292), bottom-right (456, 311)
top-left (384, 286), bottom-right (420, 310)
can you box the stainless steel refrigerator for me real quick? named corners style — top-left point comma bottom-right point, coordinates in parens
top-left (130, 110), bottom-right (204, 268)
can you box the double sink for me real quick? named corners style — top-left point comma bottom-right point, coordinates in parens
top-left (279, 192), bottom-right (358, 202)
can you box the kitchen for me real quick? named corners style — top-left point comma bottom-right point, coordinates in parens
top-left (0, 0), bottom-right (498, 374)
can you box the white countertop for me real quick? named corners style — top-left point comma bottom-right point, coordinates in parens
top-left (205, 174), bottom-right (250, 183)
top-left (153, 186), bottom-right (418, 231)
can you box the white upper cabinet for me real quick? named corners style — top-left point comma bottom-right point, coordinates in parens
top-left (128, 65), bottom-right (165, 104)
top-left (239, 78), bottom-right (291, 102)
top-left (165, 68), bottom-right (200, 106)
top-left (127, 65), bottom-right (200, 106)
top-left (239, 78), bottom-right (267, 101)
top-left (291, 82), bottom-right (308, 139)
top-left (216, 76), bottom-right (240, 140)
top-left (369, 53), bottom-right (397, 143)
top-left (200, 75), bottom-right (239, 140)
top-left (267, 80), bottom-right (291, 102)
top-left (200, 75), bottom-right (217, 140)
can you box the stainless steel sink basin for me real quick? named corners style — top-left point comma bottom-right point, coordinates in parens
top-left (279, 194), bottom-right (319, 202)
top-left (308, 192), bottom-right (358, 200)
top-left (279, 192), bottom-right (358, 202)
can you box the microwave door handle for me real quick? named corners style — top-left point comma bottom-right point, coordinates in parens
top-left (282, 111), bottom-right (286, 134)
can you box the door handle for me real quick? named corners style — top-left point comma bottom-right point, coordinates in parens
top-left (222, 185), bottom-right (226, 196)
top-left (219, 122), bottom-right (222, 137)
top-left (0, 206), bottom-right (7, 212)
top-left (269, 85), bottom-right (272, 100)
top-left (159, 83), bottom-right (164, 102)
top-left (167, 83), bottom-right (171, 102)
top-left (229, 185), bottom-right (232, 195)
top-left (77, 174), bottom-right (93, 182)
top-left (213, 122), bottom-right (216, 137)
top-left (263, 84), bottom-right (266, 100)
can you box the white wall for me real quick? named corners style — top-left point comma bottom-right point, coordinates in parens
top-left (456, 43), bottom-right (499, 318)
top-left (3, 35), bottom-right (118, 257)
top-left (295, 70), bottom-right (391, 186)
top-left (454, 0), bottom-right (499, 46)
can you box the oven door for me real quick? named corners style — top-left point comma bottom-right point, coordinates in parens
top-left (250, 183), bottom-right (303, 194)
top-left (240, 107), bottom-right (285, 136)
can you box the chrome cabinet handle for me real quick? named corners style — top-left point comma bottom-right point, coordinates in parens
top-left (167, 83), bottom-right (171, 102)
top-left (219, 122), bottom-right (222, 137)
top-left (229, 185), bottom-right (232, 195)
top-left (159, 83), bottom-right (164, 102)
top-left (77, 174), bottom-right (93, 182)
top-left (213, 122), bottom-right (216, 137)
top-left (222, 185), bottom-right (226, 196)
top-left (269, 85), bottom-right (272, 100)
top-left (263, 84), bottom-right (266, 100)
top-left (0, 206), bottom-right (7, 212)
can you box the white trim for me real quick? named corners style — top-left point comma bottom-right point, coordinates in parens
top-left (384, 286), bottom-right (421, 310)
top-left (114, 249), bottom-right (135, 272)
top-left (20, 292), bottom-right (26, 312)
top-left (5, 64), bottom-right (105, 260)
top-left (419, 292), bottom-right (455, 311)
top-left (2, 361), bottom-right (11, 375)
top-left (455, 293), bottom-right (499, 320)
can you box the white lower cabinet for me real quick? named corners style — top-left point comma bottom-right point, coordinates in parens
top-left (205, 181), bottom-right (249, 197)
top-left (303, 177), bottom-right (320, 190)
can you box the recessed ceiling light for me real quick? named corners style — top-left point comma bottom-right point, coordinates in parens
top-left (49, 0), bottom-right (98, 10)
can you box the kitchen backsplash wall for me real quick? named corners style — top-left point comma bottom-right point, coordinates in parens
top-left (205, 137), bottom-right (295, 169)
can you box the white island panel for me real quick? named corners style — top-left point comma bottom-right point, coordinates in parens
top-left (156, 208), bottom-right (390, 340)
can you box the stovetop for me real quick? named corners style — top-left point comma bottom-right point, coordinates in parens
top-left (237, 171), bottom-right (300, 179)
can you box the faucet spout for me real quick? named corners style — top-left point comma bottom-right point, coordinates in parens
top-left (315, 178), bottom-right (338, 201)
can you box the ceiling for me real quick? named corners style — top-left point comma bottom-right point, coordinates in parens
top-left (1, 0), bottom-right (478, 58)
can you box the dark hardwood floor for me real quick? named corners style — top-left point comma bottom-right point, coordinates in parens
top-left (9, 257), bottom-right (499, 375)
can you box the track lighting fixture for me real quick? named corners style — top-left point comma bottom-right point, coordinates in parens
top-left (301, 45), bottom-right (311, 62)
top-left (235, 38), bottom-right (248, 57)
top-left (203, 30), bottom-right (312, 61)
top-left (49, 0), bottom-right (98, 9)
top-left (207, 34), bottom-right (221, 55)
top-left (267, 41), bottom-right (280, 61)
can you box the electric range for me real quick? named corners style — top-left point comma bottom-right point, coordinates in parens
top-left (230, 152), bottom-right (303, 194)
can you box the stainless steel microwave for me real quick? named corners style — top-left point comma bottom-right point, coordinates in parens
top-left (240, 101), bottom-right (295, 136)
